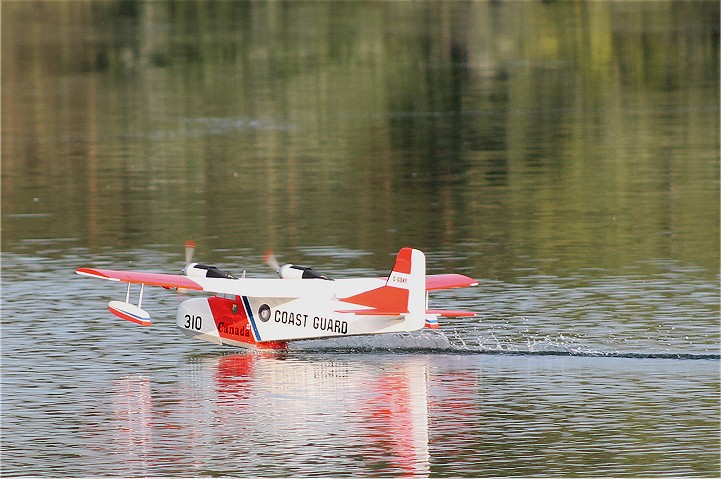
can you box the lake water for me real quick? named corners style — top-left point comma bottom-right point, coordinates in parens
top-left (2, 1), bottom-right (719, 477)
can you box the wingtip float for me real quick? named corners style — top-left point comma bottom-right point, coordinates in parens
top-left (76, 246), bottom-right (478, 351)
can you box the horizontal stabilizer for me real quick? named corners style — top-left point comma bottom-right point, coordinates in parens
top-left (426, 309), bottom-right (476, 318)
top-left (339, 309), bottom-right (476, 318)
top-left (426, 274), bottom-right (478, 291)
top-left (336, 308), bottom-right (405, 316)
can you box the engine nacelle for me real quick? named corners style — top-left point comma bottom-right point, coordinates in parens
top-left (183, 263), bottom-right (235, 279)
top-left (278, 264), bottom-right (332, 280)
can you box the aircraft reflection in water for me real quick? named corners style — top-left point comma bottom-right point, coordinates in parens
top-left (108, 376), bottom-right (154, 476)
top-left (105, 354), bottom-right (443, 477)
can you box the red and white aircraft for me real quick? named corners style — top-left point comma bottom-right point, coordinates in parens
top-left (76, 244), bottom-right (477, 351)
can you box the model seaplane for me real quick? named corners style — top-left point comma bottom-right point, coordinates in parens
top-left (76, 243), bottom-right (478, 350)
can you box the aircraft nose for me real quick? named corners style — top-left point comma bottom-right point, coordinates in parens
top-left (176, 298), bottom-right (221, 344)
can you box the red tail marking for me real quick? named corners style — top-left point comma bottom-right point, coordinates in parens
top-left (340, 286), bottom-right (410, 314)
top-left (392, 247), bottom-right (413, 274)
top-left (339, 247), bottom-right (418, 314)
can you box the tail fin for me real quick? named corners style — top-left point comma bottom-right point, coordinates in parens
top-left (339, 248), bottom-right (427, 329)
top-left (385, 247), bottom-right (426, 316)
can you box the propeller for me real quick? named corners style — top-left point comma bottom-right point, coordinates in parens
top-left (262, 250), bottom-right (333, 280)
top-left (182, 240), bottom-right (235, 279)
top-left (263, 249), bottom-right (281, 276)
top-left (175, 240), bottom-right (198, 295)
top-left (185, 240), bottom-right (196, 264)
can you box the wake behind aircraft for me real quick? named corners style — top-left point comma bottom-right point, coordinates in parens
top-left (76, 243), bottom-right (478, 351)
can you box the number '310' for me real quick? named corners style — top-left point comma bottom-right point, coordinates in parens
top-left (184, 314), bottom-right (202, 330)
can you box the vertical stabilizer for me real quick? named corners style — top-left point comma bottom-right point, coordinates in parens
top-left (339, 248), bottom-right (427, 330)
top-left (386, 247), bottom-right (426, 316)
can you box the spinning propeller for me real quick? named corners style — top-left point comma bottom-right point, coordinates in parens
top-left (185, 240), bottom-right (196, 264)
top-left (181, 242), bottom-right (331, 280)
top-left (263, 249), bottom-right (333, 280)
top-left (182, 240), bottom-right (235, 279)
top-left (263, 250), bottom-right (281, 274)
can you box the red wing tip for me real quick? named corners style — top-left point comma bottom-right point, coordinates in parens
top-left (76, 268), bottom-right (112, 279)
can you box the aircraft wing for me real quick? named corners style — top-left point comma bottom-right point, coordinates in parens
top-left (426, 274), bottom-right (478, 290)
top-left (76, 269), bottom-right (478, 300)
top-left (76, 268), bottom-right (204, 290)
top-left (75, 268), bottom-right (330, 298)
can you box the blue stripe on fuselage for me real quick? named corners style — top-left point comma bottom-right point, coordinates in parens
top-left (242, 296), bottom-right (262, 341)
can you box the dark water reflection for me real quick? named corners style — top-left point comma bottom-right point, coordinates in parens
top-left (3, 1), bottom-right (718, 273)
top-left (2, 1), bottom-right (719, 477)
